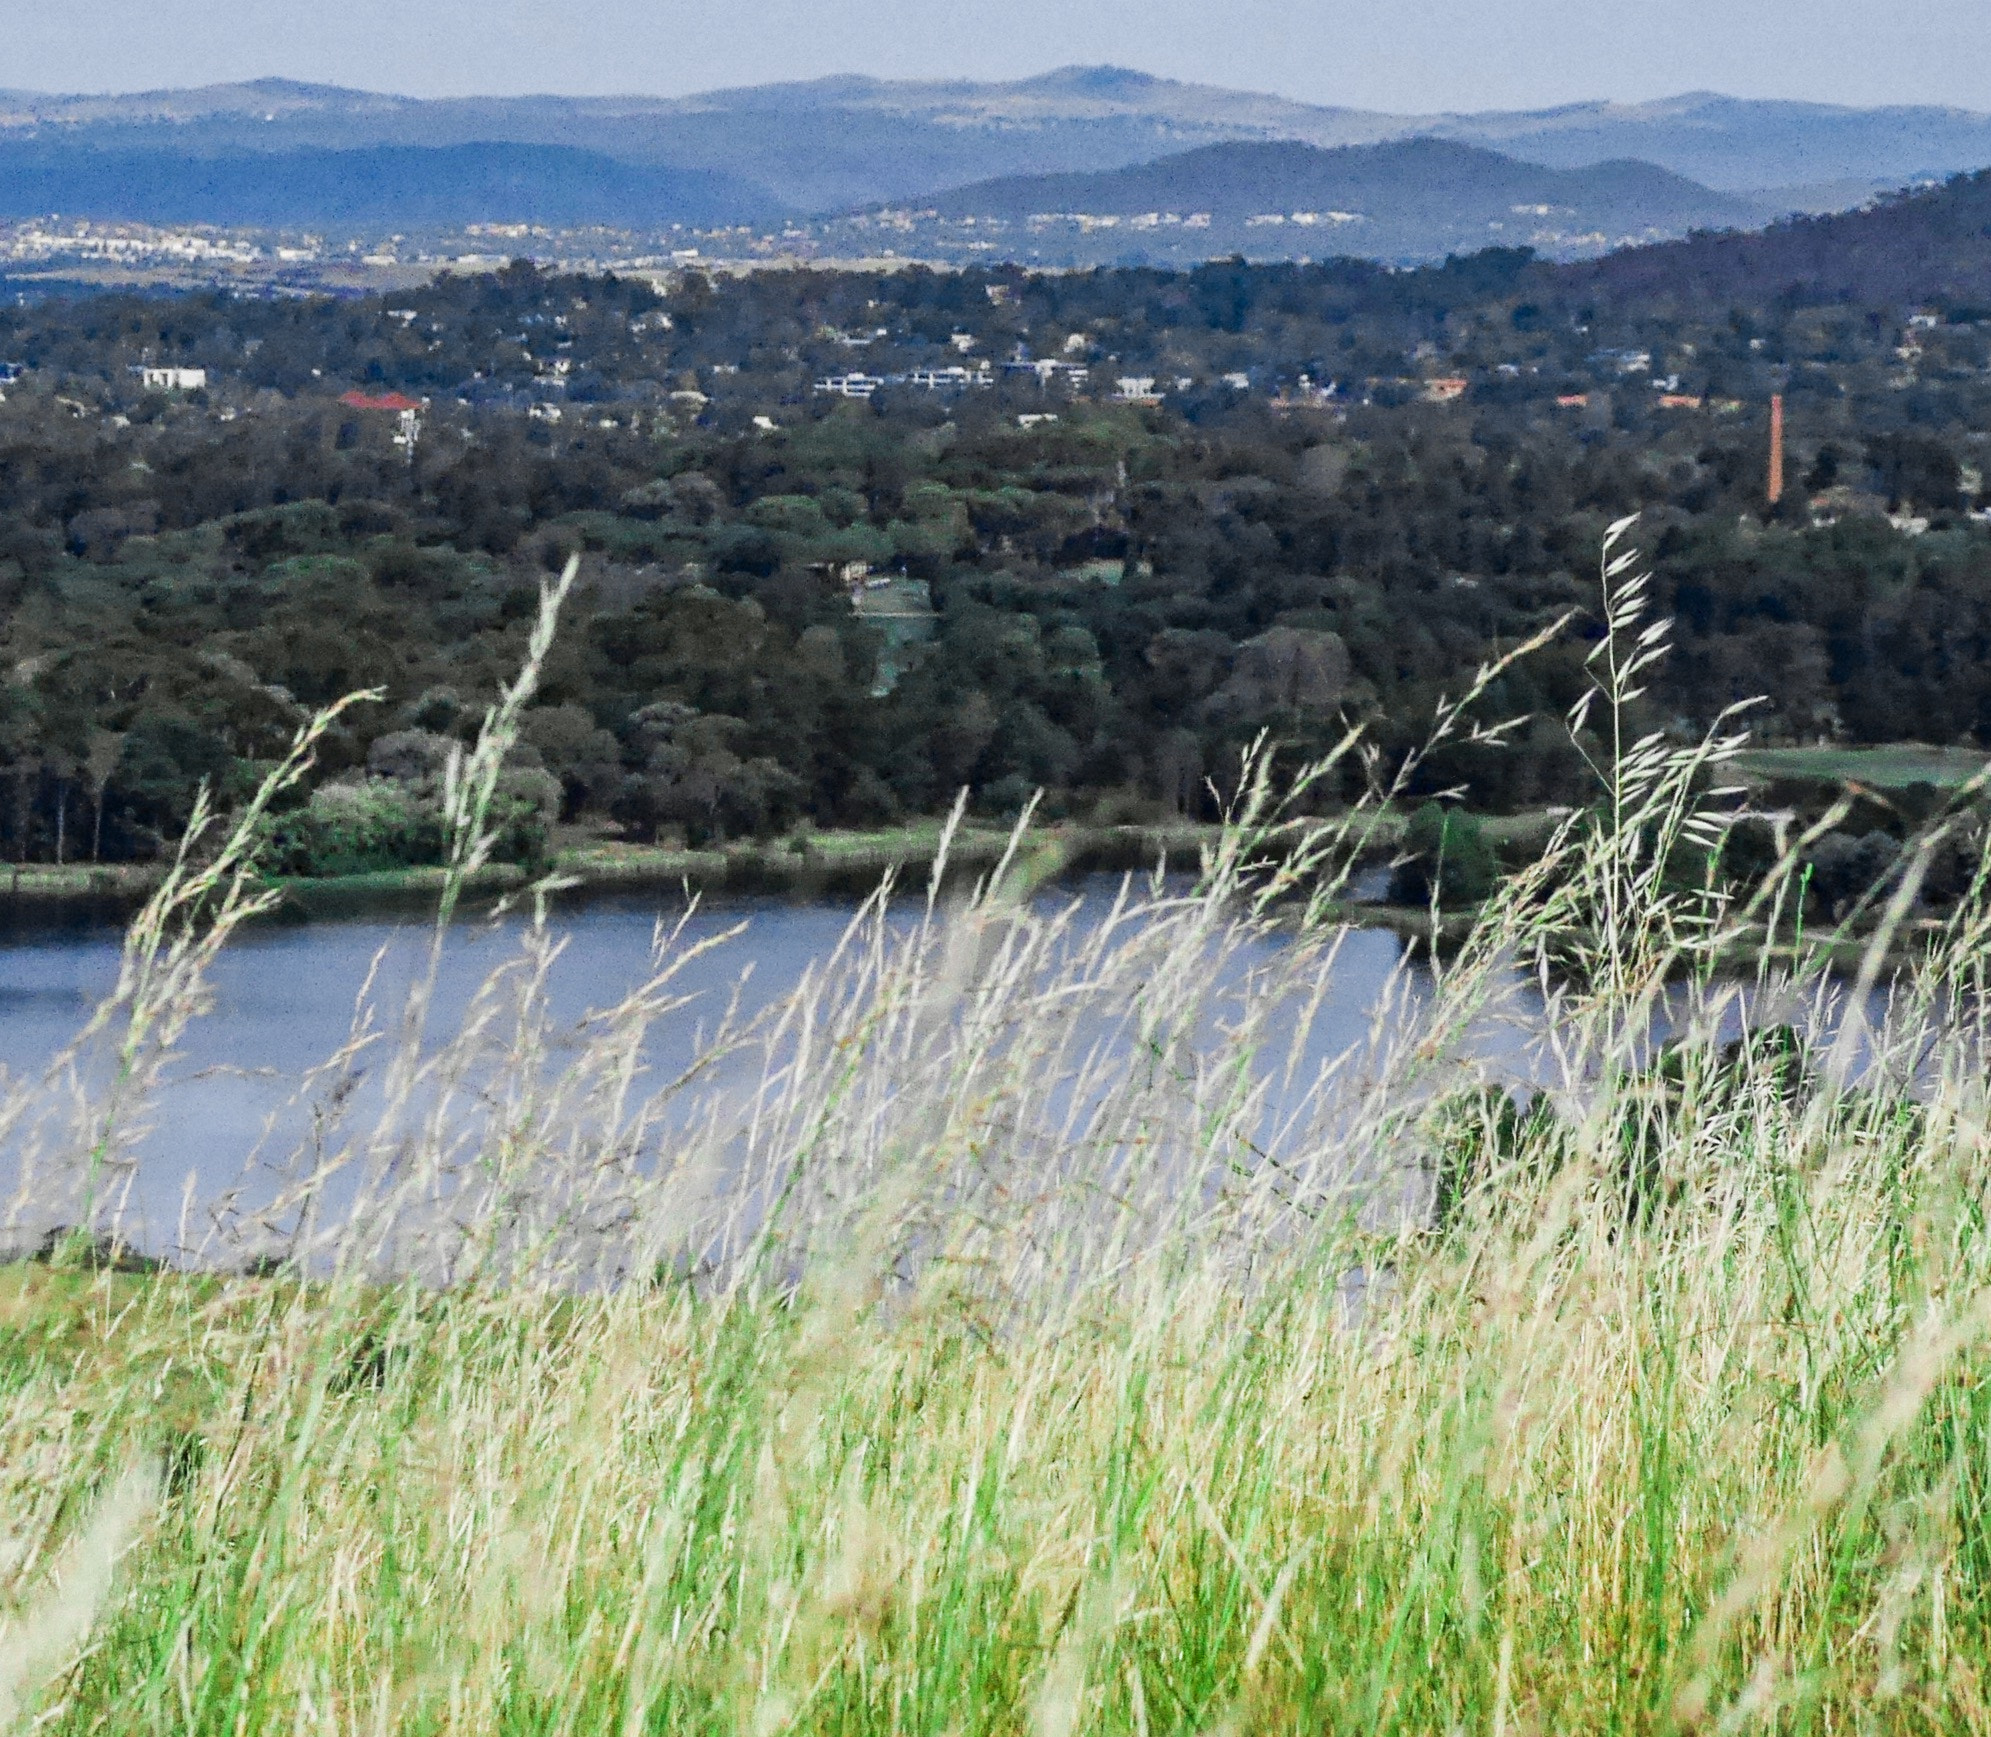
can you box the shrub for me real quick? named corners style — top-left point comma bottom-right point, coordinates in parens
top-left (256, 775), bottom-right (444, 875)
top-left (1389, 801), bottom-right (1499, 906)
top-left (257, 763), bottom-right (558, 876)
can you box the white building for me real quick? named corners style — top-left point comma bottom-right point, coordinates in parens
top-left (907, 365), bottom-right (990, 391)
top-left (1003, 358), bottom-right (1089, 388)
top-left (139, 366), bottom-right (207, 391)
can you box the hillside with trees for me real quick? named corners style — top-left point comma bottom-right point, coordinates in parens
top-left (1576, 168), bottom-right (1991, 309)
top-left (0, 172), bottom-right (1987, 888)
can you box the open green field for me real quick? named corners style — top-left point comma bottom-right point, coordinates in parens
top-left (1734, 742), bottom-right (1991, 790)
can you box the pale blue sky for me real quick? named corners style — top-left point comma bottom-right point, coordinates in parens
top-left (9, 0), bottom-right (1989, 113)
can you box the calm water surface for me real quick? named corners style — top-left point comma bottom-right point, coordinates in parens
top-left (0, 884), bottom-right (1458, 1248)
top-left (4, 878), bottom-right (1903, 1266)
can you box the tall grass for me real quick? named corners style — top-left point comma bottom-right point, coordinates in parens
top-left (3, 526), bottom-right (1991, 1732)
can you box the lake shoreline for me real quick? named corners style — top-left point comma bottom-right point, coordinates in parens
top-left (0, 813), bottom-right (1933, 971)
top-left (0, 820), bottom-right (1236, 928)
top-left (0, 809), bottom-right (1588, 926)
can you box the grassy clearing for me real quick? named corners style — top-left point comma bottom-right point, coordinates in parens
top-left (1736, 742), bottom-right (1991, 791)
top-left (6, 532), bottom-right (1991, 1732)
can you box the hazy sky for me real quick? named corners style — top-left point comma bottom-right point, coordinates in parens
top-left (9, 0), bottom-right (1990, 113)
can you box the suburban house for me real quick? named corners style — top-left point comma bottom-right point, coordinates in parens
top-left (339, 389), bottom-right (424, 452)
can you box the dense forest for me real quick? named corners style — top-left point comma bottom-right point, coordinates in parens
top-left (0, 169), bottom-right (1989, 875)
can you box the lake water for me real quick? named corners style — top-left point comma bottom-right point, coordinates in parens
top-left (8, 879), bottom-right (1882, 1269)
top-left (0, 883), bottom-right (1484, 1258)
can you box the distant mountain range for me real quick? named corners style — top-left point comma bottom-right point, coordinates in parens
top-left (5, 68), bottom-right (1991, 212)
top-left (1, 68), bottom-right (1989, 261)
top-left (0, 141), bottom-right (782, 231)
top-left (849, 138), bottom-right (1768, 266)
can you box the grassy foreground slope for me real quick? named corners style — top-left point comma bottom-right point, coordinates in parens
top-left (6, 1111), bottom-right (1979, 1737)
top-left (2, 1037), bottom-right (1983, 1735)
top-left (5, 539), bottom-right (1991, 1733)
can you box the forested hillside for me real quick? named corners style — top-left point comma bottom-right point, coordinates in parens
top-left (0, 173), bottom-right (1987, 874)
top-left (1577, 168), bottom-right (1991, 308)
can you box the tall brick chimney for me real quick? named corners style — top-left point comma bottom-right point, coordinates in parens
top-left (1767, 393), bottom-right (1785, 506)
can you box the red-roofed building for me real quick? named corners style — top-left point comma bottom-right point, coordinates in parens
top-left (339, 390), bottom-right (425, 460)
top-left (340, 390), bottom-right (424, 412)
